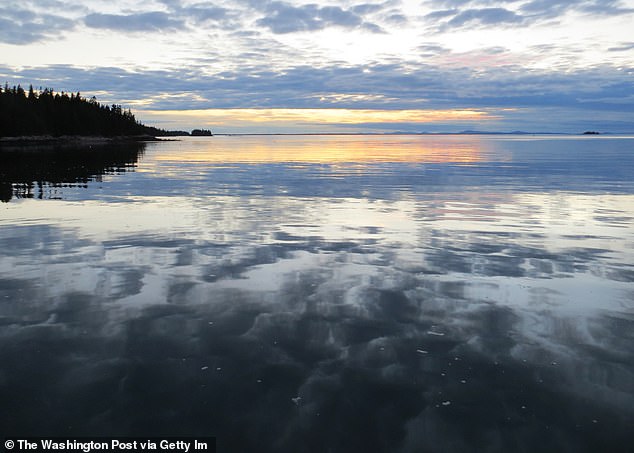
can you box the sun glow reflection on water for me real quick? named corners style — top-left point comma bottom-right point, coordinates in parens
top-left (147, 135), bottom-right (490, 164)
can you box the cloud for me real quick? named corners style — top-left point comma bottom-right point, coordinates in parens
top-left (447, 7), bottom-right (524, 27)
top-left (385, 13), bottom-right (408, 24)
top-left (319, 5), bottom-right (363, 26)
top-left (417, 44), bottom-right (451, 58)
top-left (0, 8), bottom-right (74, 44)
top-left (520, 0), bottom-right (575, 17)
top-left (4, 61), bottom-right (633, 123)
top-left (78, 1), bottom-right (241, 33)
top-left (425, 0), bottom-right (475, 7)
top-left (84, 11), bottom-right (186, 32)
top-left (540, 0), bottom-right (634, 15)
top-left (424, 0), bottom-right (518, 8)
top-left (167, 2), bottom-right (240, 29)
top-left (582, 0), bottom-right (634, 15)
top-left (352, 3), bottom-right (387, 15)
top-left (181, 5), bottom-right (231, 23)
top-left (424, 9), bottom-right (459, 21)
top-left (427, 7), bottom-right (525, 31)
top-left (255, 2), bottom-right (384, 34)
top-left (424, 0), bottom-right (634, 31)
top-left (521, 0), bottom-right (634, 17)
top-left (361, 22), bottom-right (386, 33)
top-left (429, 0), bottom-right (634, 16)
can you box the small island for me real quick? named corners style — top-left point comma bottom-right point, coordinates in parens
top-left (0, 84), bottom-right (174, 141)
top-left (191, 128), bottom-right (213, 136)
top-left (583, 131), bottom-right (601, 135)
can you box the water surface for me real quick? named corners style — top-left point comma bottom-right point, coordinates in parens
top-left (1, 135), bottom-right (633, 452)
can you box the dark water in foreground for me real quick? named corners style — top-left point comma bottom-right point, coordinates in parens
top-left (1, 135), bottom-right (633, 452)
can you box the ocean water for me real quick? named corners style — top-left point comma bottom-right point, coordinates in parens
top-left (1, 135), bottom-right (633, 452)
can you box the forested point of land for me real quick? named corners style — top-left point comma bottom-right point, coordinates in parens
top-left (0, 84), bottom-right (171, 138)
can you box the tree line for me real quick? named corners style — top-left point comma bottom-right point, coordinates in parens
top-left (0, 84), bottom-right (171, 137)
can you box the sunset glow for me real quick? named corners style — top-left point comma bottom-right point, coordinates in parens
top-left (138, 108), bottom-right (497, 133)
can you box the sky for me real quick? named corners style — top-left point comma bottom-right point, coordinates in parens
top-left (1, 0), bottom-right (633, 133)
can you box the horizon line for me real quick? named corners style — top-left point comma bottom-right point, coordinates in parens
top-left (198, 131), bottom-right (634, 137)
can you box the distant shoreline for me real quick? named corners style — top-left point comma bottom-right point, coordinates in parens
top-left (211, 132), bottom-right (629, 137)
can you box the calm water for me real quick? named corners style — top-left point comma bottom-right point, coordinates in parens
top-left (1, 135), bottom-right (634, 452)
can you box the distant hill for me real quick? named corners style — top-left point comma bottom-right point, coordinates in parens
top-left (0, 84), bottom-right (170, 138)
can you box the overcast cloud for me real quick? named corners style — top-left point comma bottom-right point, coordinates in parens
top-left (0, 8), bottom-right (75, 44)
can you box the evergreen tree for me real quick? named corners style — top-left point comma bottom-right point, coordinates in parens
top-left (0, 84), bottom-right (170, 137)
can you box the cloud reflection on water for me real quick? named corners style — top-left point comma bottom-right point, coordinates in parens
top-left (1, 136), bottom-right (633, 451)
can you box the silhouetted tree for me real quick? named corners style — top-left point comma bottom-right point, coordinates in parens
top-left (0, 85), bottom-right (170, 137)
